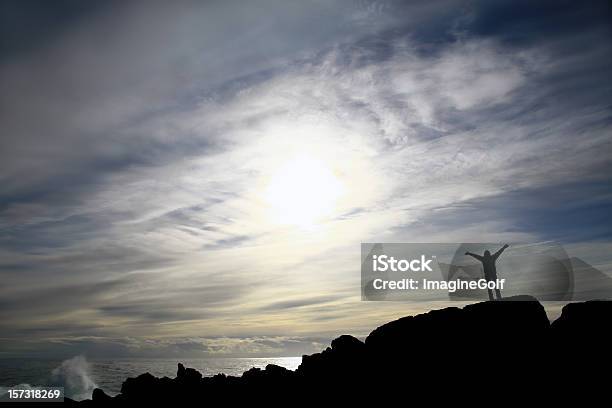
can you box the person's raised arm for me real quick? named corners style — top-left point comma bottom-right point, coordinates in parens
top-left (465, 252), bottom-right (484, 261)
top-left (492, 244), bottom-right (509, 260)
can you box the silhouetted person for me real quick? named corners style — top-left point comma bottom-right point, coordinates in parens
top-left (465, 244), bottom-right (509, 301)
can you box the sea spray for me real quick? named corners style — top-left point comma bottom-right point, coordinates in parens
top-left (51, 356), bottom-right (97, 401)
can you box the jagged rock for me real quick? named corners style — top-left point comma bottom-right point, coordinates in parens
top-left (297, 334), bottom-right (364, 381)
top-left (176, 362), bottom-right (202, 383)
top-left (119, 372), bottom-right (175, 401)
top-left (91, 388), bottom-right (111, 402)
top-left (331, 334), bottom-right (365, 354)
top-left (177, 362), bottom-right (186, 378)
top-left (120, 372), bottom-right (157, 396)
top-left (551, 300), bottom-right (612, 332)
top-left (242, 364), bottom-right (294, 387)
top-left (265, 363), bottom-right (290, 375)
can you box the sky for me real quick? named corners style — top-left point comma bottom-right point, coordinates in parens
top-left (1, 0), bottom-right (611, 358)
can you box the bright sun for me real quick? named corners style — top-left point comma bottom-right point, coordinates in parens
top-left (264, 155), bottom-right (344, 228)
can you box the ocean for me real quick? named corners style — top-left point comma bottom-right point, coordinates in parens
top-left (0, 356), bottom-right (302, 400)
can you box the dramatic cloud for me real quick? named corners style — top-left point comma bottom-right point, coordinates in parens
top-left (1, 0), bottom-right (611, 357)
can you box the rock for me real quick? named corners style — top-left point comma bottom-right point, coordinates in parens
top-left (365, 306), bottom-right (464, 351)
top-left (177, 362), bottom-right (186, 378)
top-left (121, 372), bottom-right (157, 395)
top-left (366, 295), bottom-right (549, 354)
top-left (91, 388), bottom-right (111, 402)
top-left (462, 294), bottom-right (550, 333)
top-left (242, 366), bottom-right (262, 379)
top-left (120, 372), bottom-right (167, 401)
top-left (264, 364), bottom-right (291, 376)
top-left (297, 335), bottom-right (364, 381)
top-left (331, 334), bottom-right (365, 354)
top-left (242, 364), bottom-right (293, 385)
top-left (176, 362), bottom-right (202, 383)
top-left (551, 300), bottom-right (612, 332)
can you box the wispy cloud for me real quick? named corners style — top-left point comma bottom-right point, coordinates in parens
top-left (0, 0), bottom-right (610, 357)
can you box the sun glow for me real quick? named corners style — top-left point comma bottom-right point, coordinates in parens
top-left (264, 155), bottom-right (344, 228)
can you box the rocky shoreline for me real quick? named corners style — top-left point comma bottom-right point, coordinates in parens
top-left (68, 296), bottom-right (612, 405)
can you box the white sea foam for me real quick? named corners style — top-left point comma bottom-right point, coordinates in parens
top-left (51, 356), bottom-right (97, 401)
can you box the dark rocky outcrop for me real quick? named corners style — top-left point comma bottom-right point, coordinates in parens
top-left (67, 297), bottom-right (611, 405)
top-left (551, 300), bottom-right (612, 333)
top-left (91, 388), bottom-right (111, 403)
top-left (176, 362), bottom-right (202, 384)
